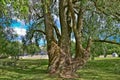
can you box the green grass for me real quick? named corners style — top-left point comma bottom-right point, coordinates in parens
top-left (0, 58), bottom-right (120, 80)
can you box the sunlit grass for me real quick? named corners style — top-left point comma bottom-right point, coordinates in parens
top-left (0, 58), bottom-right (120, 80)
top-left (78, 58), bottom-right (120, 80)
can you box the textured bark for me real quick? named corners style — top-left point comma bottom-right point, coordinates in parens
top-left (48, 42), bottom-right (66, 74)
top-left (59, 0), bottom-right (70, 54)
top-left (42, 0), bottom-right (92, 78)
top-left (30, 0), bottom-right (120, 78)
top-left (58, 0), bottom-right (73, 77)
top-left (41, 0), bottom-right (56, 68)
top-left (47, 41), bottom-right (92, 78)
top-left (75, 3), bottom-right (84, 58)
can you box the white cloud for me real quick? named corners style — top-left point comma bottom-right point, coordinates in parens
top-left (17, 19), bottom-right (25, 26)
top-left (12, 18), bottom-right (26, 27)
top-left (13, 27), bottom-right (26, 36)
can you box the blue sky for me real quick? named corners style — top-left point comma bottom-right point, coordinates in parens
top-left (11, 16), bottom-right (120, 45)
top-left (10, 19), bottom-right (27, 43)
top-left (11, 19), bottom-right (28, 28)
top-left (11, 15), bottom-right (60, 34)
top-left (10, 15), bottom-right (61, 45)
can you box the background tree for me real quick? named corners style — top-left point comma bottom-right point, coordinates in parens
top-left (6, 41), bottom-right (23, 60)
top-left (25, 43), bottom-right (40, 56)
top-left (0, 0), bottom-right (23, 60)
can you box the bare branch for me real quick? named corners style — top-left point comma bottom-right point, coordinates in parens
top-left (33, 29), bottom-right (46, 35)
top-left (53, 24), bottom-right (61, 39)
top-left (32, 7), bottom-right (44, 19)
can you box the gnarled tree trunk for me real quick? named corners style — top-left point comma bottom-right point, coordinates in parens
top-left (42, 0), bottom-right (92, 78)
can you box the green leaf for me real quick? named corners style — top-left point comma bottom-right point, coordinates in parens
top-left (1, 0), bottom-right (6, 5)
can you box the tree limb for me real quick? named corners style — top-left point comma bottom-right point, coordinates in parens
top-left (93, 39), bottom-right (120, 45)
top-left (53, 24), bottom-right (61, 40)
top-left (86, 37), bottom-right (92, 51)
top-left (32, 7), bottom-right (44, 19)
top-left (33, 29), bottom-right (46, 35)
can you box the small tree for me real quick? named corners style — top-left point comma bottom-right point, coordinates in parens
top-left (26, 43), bottom-right (40, 56)
top-left (6, 41), bottom-right (23, 60)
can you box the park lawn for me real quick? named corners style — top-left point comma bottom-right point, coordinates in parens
top-left (0, 58), bottom-right (120, 80)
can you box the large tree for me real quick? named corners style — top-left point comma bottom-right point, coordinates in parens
top-left (41, 0), bottom-right (120, 78)
top-left (1, 0), bottom-right (120, 78)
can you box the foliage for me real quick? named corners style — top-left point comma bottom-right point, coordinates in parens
top-left (0, 0), bottom-right (29, 20)
top-left (26, 43), bottom-right (40, 55)
top-left (0, 26), bottom-right (15, 55)
top-left (0, 20), bottom-right (20, 59)
top-left (107, 44), bottom-right (120, 55)
top-left (5, 41), bottom-right (23, 58)
top-left (1, 0), bottom-right (120, 52)
top-left (24, 20), bottom-right (45, 46)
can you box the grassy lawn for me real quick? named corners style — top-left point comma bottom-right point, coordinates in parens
top-left (0, 58), bottom-right (120, 80)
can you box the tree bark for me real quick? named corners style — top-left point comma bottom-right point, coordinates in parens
top-left (41, 0), bottom-right (57, 73)
top-left (42, 0), bottom-right (92, 78)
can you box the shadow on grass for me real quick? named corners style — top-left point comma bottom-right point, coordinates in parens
top-left (0, 59), bottom-right (48, 75)
top-left (0, 78), bottom-right (12, 80)
top-left (0, 58), bottom-right (120, 80)
top-left (77, 58), bottom-right (120, 80)
top-left (0, 59), bottom-right (51, 80)
top-left (84, 58), bottom-right (120, 74)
